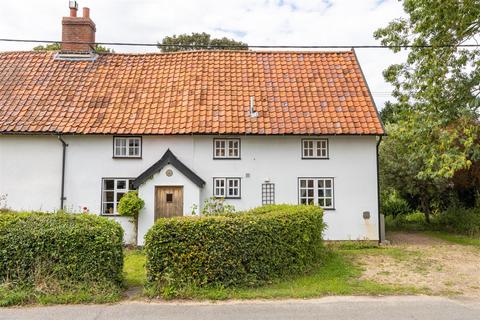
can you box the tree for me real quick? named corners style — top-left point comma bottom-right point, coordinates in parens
top-left (380, 123), bottom-right (449, 222)
top-left (118, 191), bottom-right (145, 245)
top-left (33, 43), bottom-right (113, 53)
top-left (374, 0), bottom-right (480, 181)
top-left (159, 32), bottom-right (248, 52)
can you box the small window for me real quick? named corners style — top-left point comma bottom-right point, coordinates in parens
top-left (114, 137), bottom-right (141, 158)
top-left (298, 178), bottom-right (334, 209)
top-left (302, 139), bottom-right (328, 159)
top-left (102, 178), bottom-right (136, 214)
top-left (213, 178), bottom-right (241, 198)
top-left (262, 183), bottom-right (275, 205)
top-left (166, 193), bottom-right (173, 203)
top-left (214, 139), bottom-right (240, 159)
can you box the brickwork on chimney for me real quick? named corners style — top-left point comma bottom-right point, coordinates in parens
top-left (61, 7), bottom-right (96, 52)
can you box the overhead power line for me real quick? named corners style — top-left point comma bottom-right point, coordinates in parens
top-left (0, 38), bottom-right (479, 49)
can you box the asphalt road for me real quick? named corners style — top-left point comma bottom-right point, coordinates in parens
top-left (2, 296), bottom-right (480, 320)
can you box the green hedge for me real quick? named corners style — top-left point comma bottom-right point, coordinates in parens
top-left (145, 205), bottom-right (325, 294)
top-left (0, 212), bottom-right (124, 285)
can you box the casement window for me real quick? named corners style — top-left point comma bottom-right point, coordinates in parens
top-left (102, 178), bottom-right (135, 214)
top-left (213, 178), bottom-right (241, 198)
top-left (302, 139), bottom-right (328, 159)
top-left (213, 138), bottom-right (240, 159)
top-left (298, 178), bottom-right (334, 209)
top-left (262, 183), bottom-right (275, 205)
top-left (113, 137), bottom-right (142, 158)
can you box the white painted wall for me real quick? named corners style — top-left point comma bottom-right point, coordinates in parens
top-left (0, 134), bottom-right (379, 244)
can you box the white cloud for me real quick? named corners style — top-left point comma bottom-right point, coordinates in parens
top-left (0, 0), bottom-right (408, 108)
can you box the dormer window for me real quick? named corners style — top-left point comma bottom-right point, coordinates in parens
top-left (113, 137), bottom-right (142, 158)
top-left (302, 139), bottom-right (328, 159)
top-left (213, 138), bottom-right (240, 159)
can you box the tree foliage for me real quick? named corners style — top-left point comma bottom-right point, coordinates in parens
top-left (159, 32), bottom-right (248, 52)
top-left (374, 0), bottom-right (480, 180)
top-left (33, 43), bottom-right (113, 53)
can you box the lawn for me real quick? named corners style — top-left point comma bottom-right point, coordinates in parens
top-left (123, 245), bottom-right (417, 300)
top-left (425, 231), bottom-right (480, 248)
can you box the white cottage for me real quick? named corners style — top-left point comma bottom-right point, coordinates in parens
top-left (0, 5), bottom-right (385, 245)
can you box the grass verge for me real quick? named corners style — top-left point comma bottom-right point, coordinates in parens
top-left (141, 248), bottom-right (418, 300)
top-left (424, 231), bottom-right (480, 248)
top-left (0, 282), bottom-right (121, 307)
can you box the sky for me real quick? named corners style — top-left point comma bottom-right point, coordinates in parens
top-left (0, 0), bottom-right (408, 108)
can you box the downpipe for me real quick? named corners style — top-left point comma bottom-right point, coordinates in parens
top-left (58, 135), bottom-right (68, 211)
top-left (376, 135), bottom-right (383, 244)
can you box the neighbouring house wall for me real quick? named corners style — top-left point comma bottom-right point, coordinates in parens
top-left (0, 135), bottom-right (62, 212)
top-left (0, 134), bottom-right (379, 244)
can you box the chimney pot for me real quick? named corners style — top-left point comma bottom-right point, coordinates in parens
top-left (83, 7), bottom-right (90, 19)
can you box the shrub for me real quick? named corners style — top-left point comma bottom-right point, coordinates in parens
top-left (0, 212), bottom-right (124, 286)
top-left (200, 197), bottom-right (235, 216)
top-left (145, 205), bottom-right (325, 296)
top-left (118, 191), bottom-right (144, 218)
top-left (436, 206), bottom-right (480, 236)
top-left (381, 190), bottom-right (411, 218)
top-left (385, 211), bottom-right (429, 231)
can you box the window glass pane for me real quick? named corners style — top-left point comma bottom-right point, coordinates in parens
top-left (325, 199), bottom-right (332, 207)
top-left (325, 189), bottom-right (332, 197)
top-left (117, 192), bottom-right (125, 203)
top-left (318, 199), bottom-right (325, 207)
top-left (104, 180), bottom-right (114, 190)
top-left (166, 193), bottom-right (173, 202)
top-left (307, 180), bottom-right (314, 188)
top-left (325, 179), bottom-right (332, 188)
top-left (129, 180), bottom-right (135, 190)
top-left (318, 180), bottom-right (324, 188)
top-left (105, 191), bottom-right (114, 202)
top-left (103, 203), bottom-right (114, 214)
top-left (300, 180), bottom-right (306, 188)
top-left (318, 189), bottom-right (324, 197)
top-left (117, 180), bottom-right (127, 189)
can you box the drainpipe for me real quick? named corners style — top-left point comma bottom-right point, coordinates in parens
top-left (376, 135), bottom-right (383, 244)
top-left (58, 135), bottom-right (68, 211)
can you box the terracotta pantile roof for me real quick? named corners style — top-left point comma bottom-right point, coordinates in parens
top-left (0, 50), bottom-right (384, 135)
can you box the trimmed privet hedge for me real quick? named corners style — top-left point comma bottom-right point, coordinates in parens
top-left (0, 212), bottom-right (124, 286)
top-left (145, 205), bottom-right (325, 294)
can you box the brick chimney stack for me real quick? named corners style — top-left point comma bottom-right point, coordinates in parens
top-left (61, 1), bottom-right (96, 52)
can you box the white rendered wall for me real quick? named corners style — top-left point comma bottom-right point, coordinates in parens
top-left (0, 134), bottom-right (379, 244)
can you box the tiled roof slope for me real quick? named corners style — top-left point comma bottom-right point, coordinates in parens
top-left (0, 50), bottom-right (384, 135)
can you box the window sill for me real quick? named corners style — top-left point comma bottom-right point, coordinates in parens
top-left (213, 157), bottom-right (241, 160)
top-left (214, 197), bottom-right (241, 200)
top-left (301, 157), bottom-right (330, 160)
top-left (101, 213), bottom-right (121, 217)
top-left (322, 208), bottom-right (336, 211)
top-left (112, 156), bottom-right (142, 159)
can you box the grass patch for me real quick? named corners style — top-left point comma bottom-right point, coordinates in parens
top-left (0, 282), bottom-right (121, 307)
top-left (425, 231), bottom-right (480, 248)
top-left (124, 249), bottom-right (146, 288)
top-left (144, 250), bottom-right (418, 300)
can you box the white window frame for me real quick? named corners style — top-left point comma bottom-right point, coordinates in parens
top-left (213, 178), bottom-right (241, 199)
top-left (113, 137), bottom-right (142, 158)
top-left (298, 178), bottom-right (334, 209)
top-left (101, 178), bottom-right (135, 215)
top-left (213, 138), bottom-right (240, 159)
top-left (302, 139), bottom-right (328, 159)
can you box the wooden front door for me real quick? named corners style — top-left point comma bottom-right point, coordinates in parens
top-left (155, 186), bottom-right (184, 220)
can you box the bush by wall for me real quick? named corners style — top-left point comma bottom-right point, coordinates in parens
top-left (145, 205), bottom-right (325, 296)
top-left (0, 212), bottom-right (124, 286)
